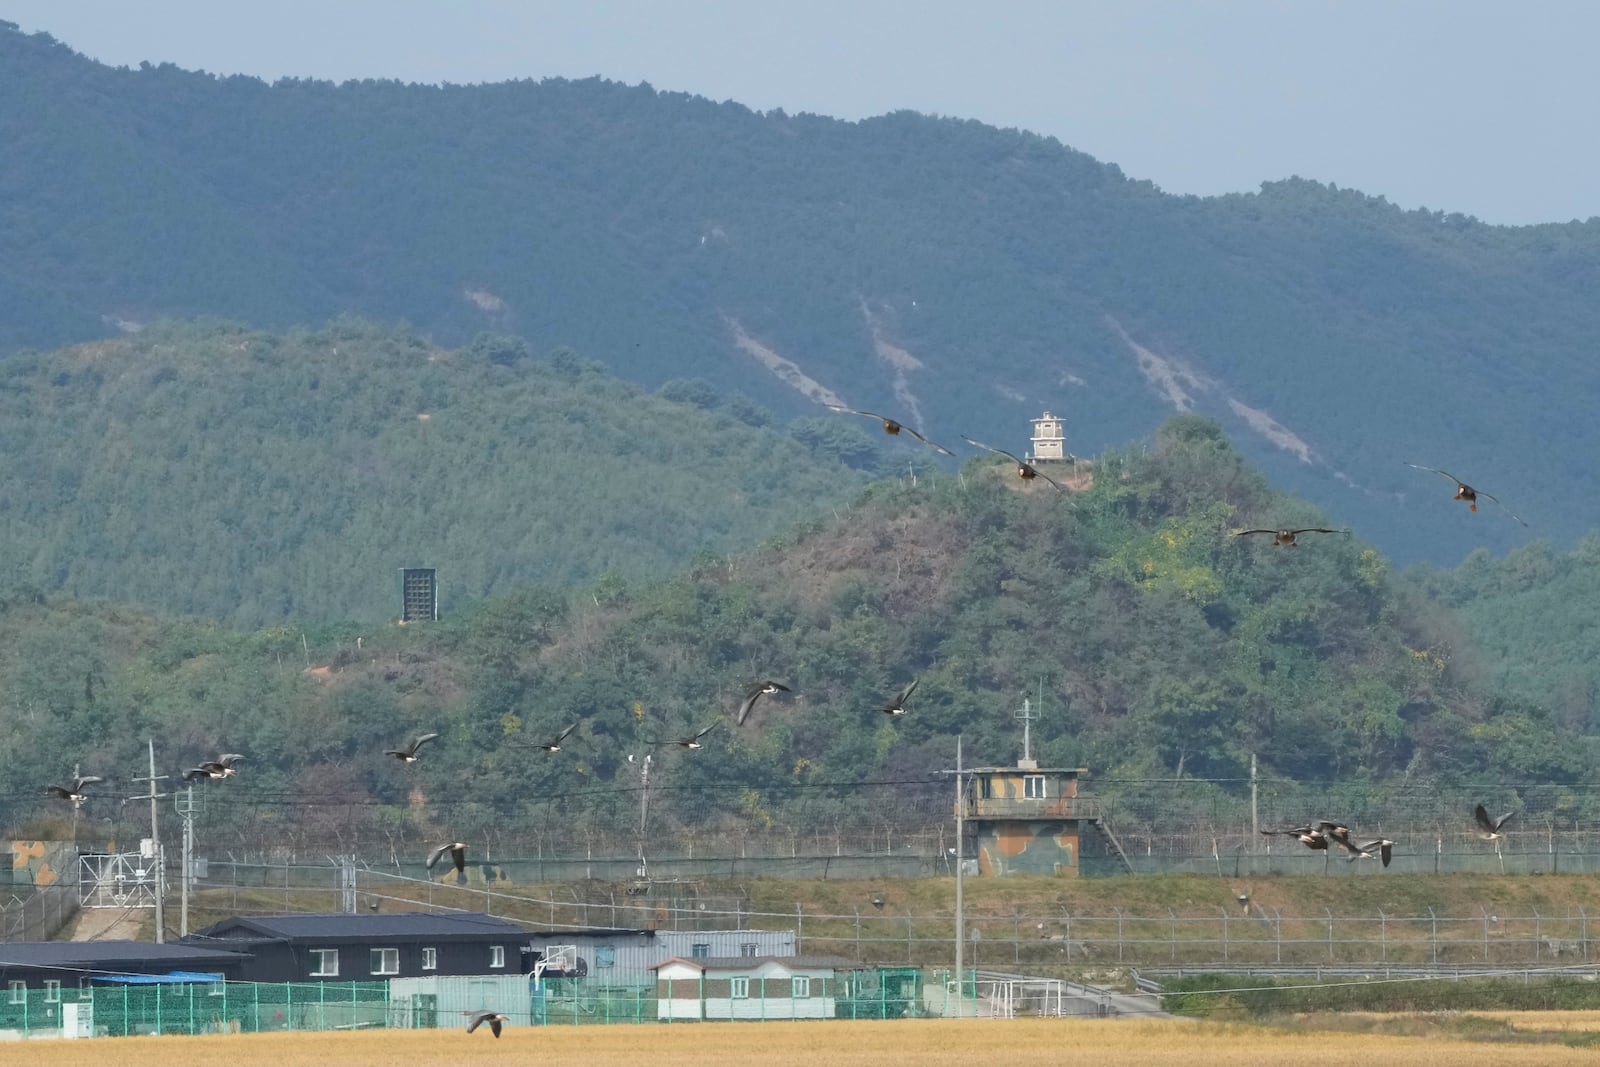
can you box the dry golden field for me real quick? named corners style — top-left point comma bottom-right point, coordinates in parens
top-left (4, 1017), bottom-right (1600, 1066)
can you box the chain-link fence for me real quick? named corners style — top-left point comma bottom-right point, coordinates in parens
top-left (0, 971), bottom-right (980, 1038)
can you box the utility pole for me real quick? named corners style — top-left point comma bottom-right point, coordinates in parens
top-left (635, 754), bottom-right (653, 877)
top-left (175, 782), bottom-right (199, 937)
top-left (954, 735), bottom-right (964, 991)
top-left (131, 740), bottom-right (168, 943)
top-left (1250, 753), bottom-right (1259, 849)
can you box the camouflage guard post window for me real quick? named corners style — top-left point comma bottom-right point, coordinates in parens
top-left (1024, 775), bottom-right (1047, 799)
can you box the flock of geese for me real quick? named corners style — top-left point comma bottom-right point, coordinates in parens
top-left (1261, 805), bottom-right (1518, 872)
top-left (38, 406), bottom-right (1533, 1037)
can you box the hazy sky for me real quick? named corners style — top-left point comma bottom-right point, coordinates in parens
top-left (7, 1), bottom-right (1597, 225)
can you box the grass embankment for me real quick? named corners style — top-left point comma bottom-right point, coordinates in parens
top-left (6, 1018), bottom-right (1600, 1066)
top-left (170, 872), bottom-right (1600, 971)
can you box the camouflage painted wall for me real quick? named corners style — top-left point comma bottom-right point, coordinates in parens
top-left (6, 840), bottom-right (76, 889)
top-left (975, 821), bottom-right (1080, 877)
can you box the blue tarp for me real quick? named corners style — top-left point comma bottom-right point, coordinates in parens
top-left (92, 971), bottom-right (224, 984)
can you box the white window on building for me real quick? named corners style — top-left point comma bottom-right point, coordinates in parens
top-left (1024, 775), bottom-right (1047, 799)
top-left (43, 979), bottom-right (61, 1003)
top-left (740, 942), bottom-right (758, 957)
top-left (370, 948), bottom-right (399, 976)
top-left (78, 977), bottom-right (94, 1001)
top-left (310, 948), bottom-right (339, 977)
top-left (8, 981), bottom-right (25, 1004)
top-left (730, 976), bottom-right (750, 999)
top-left (791, 976), bottom-right (812, 999)
top-left (421, 947), bottom-right (438, 971)
top-left (690, 943), bottom-right (710, 959)
top-left (490, 945), bottom-right (506, 969)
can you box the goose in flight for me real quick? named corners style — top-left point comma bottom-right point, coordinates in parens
top-left (427, 841), bottom-right (467, 874)
top-left (463, 1009), bottom-right (509, 1037)
top-left (1232, 527), bottom-right (1344, 547)
top-left (961, 437), bottom-right (1065, 491)
top-left (1345, 838), bottom-right (1395, 867)
top-left (1474, 804), bottom-right (1515, 841)
top-left (736, 681), bottom-right (791, 727)
top-left (1406, 464), bottom-right (1528, 526)
top-left (535, 723), bottom-right (579, 752)
top-left (657, 723), bottom-right (719, 749)
top-left (1260, 826), bottom-right (1329, 851)
top-left (826, 405), bottom-right (953, 455)
top-left (45, 776), bottom-right (105, 804)
top-left (879, 679), bottom-right (919, 716)
top-left (384, 733), bottom-right (440, 762)
top-left (183, 754), bottom-right (246, 781)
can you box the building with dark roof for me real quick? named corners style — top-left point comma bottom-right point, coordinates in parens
top-left (183, 911), bottom-right (532, 984)
top-left (0, 940), bottom-right (248, 994)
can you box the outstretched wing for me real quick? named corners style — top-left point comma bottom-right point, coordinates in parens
top-left (73, 775), bottom-right (105, 790)
top-left (1406, 462), bottom-right (1462, 485)
top-left (217, 753), bottom-right (246, 767)
top-left (546, 723), bottom-right (578, 747)
top-left (413, 732), bottom-right (440, 751)
top-left (1030, 466), bottom-right (1066, 492)
top-left (1232, 529), bottom-right (1277, 537)
top-left (898, 426), bottom-right (955, 456)
top-left (961, 436), bottom-right (1023, 465)
top-left (692, 722), bottom-right (720, 741)
top-left (1472, 490), bottom-right (1529, 527)
top-left (1289, 528), bottom-right (1341, 536)
top-left (426, 844), bottom-right (450, 870)
top-left (736, 688), bottom-right (763, 726)
top-left (893, 678), bottom-right (919, 708)
top-left (1473, 804), bottom-right (1496, 833)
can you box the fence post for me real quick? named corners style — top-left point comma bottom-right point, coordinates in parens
top-left (1169, 909), bottom-right (1177, 961)
top-left (1582, 907), bottom-right (1589, 961)
top-left (1220, 908), bottom-right (1229, 962)
top-left (1534, 908), bottom-right (1541, 960)
top-left (1115, 908), bottom-right (1124, 963)
top-left (1429, 907), bottom-right (1438, 964)
top-left (1379, 909), bottom-right (1386, 962)
top-left (1326, 908), bottom-right (1334, 962)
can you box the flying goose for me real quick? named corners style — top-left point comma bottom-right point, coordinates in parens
top-left (384, 733), bottom-right (440, 762)
top-left (1474, 804), bottom-right (1515, 841)
top-left (825, 405), bottom-right (954, 455)
top-left (1407, 464), bottom-right (1528, 526)
top-left (427, 842), bottom-right (467, 874)
top-left (961, 437), bottom-right (1065, 491)
top-left (736, 681), bottom-right (791, 727)
top-left (536, 723), bottom-right (578, 752)
top-left (183, 753), bottom-right (246, 781)
top-left (657, 723), bottom-right (719, 749)
top-left (1232, 527), bottom-right (1344, 547)
top-left (879, 679), bottom-right (919, 716)
top-left (1347, 838), bottom-right (1395, 867)
top-left (45, 775), bottom-right (105, 804)
top-left (463, 1009), bottom-right (509, 1037)
top-left (1260, 826), bottom-right (1329, 851)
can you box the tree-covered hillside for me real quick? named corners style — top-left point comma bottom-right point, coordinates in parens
top-left (0, 319), bottom-right (878, 625)
top-left (3, 23), bottom-right (1598, 566)
top-left (4, 417), bottom-right (1587, 854)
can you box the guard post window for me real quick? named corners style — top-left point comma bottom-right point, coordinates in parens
top-left (1024, 775), bottom-right (1047, 799)
top-left (791, 975), bottom-right (811, 998)
top-left (730, 976), bottom-right (750, 999)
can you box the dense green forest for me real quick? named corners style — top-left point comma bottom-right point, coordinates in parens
top-left (5, 416), bottom-right (1593, 855)
top-left (3, 23), bottom-right (1599, 566)
top-left (0, 319), bottom-right (885, 625)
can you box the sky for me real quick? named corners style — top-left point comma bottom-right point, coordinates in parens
top-left (6, 0), bottom-right (1598, 226)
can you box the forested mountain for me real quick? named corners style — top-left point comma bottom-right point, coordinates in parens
top-left (1407, 537), bottom-right (1600, 727)
top-left (3, 23), bottom-right (1598, 568)
top-left (5, 417), bottom-right (1589, 852)
top-left (0, 319), bottom-right (878, 625)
